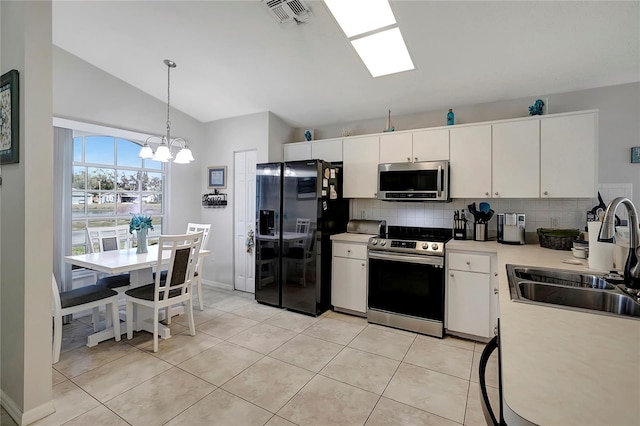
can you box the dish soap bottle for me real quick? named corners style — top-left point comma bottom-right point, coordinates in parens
top-left (447, 109), bottom-right (455, 126)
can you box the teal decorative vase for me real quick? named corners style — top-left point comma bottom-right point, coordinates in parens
top-left (447, 109), bottom-right (455, 125)
top-left (136, 229), bottom-right (148, 254)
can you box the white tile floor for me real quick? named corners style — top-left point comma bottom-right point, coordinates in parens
top-left (7, 287), bottom-right (500, 426)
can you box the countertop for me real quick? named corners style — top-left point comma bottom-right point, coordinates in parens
top-left (330, 232), bottom-right (375, 244)
top-left (447, 240), bottom-right (640, 425)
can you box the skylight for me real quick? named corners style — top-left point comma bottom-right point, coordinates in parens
top-left (324, 0), bottom-right (415, 77)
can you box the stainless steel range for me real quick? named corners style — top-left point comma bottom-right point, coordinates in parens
top-left (367, 226), bottom-right (452, 338)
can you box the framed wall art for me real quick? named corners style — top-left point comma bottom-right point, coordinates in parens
top-left (208, 166), bottom-right (227, 189)
top-left (0, 69), bottom-right (19, 165)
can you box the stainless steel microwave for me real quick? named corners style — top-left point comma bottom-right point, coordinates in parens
top-left (377, 161), bottom-right (450, 202)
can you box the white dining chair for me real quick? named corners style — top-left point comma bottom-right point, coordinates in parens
top-left (155, 223), bottom-right (211, 311)
top-left (51, 273), bottom-right (121, 364)
top-left (86, 225), bottom-right (132, 290)
top-left (125, 232), bottom-right (203, 352)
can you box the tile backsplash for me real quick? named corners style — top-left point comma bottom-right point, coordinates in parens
top-left (349, 183), bottom-right (633, 234)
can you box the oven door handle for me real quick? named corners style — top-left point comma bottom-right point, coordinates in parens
top-left (368, 251), bottom-right (444, 266)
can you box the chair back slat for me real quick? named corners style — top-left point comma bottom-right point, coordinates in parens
top-left (87, 225), bottom-right (131, 253)
top-left (154, 232), bottom-right (203, 302)
top-left (186, 223), bottom-right (211, 248)
top-left (51, 273), bottom-right (62, 313)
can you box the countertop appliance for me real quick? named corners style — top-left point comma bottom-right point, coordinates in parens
top-left (377, 160), bottom-right (450, 202)
top-left (346, 219), bottom-right (386, 237)
top-left (367, 226), bottom-right (452, 337)
top-left (255, 160), bottom-right (349, 316)
top-left (497, 213), bottom-right (526, 245)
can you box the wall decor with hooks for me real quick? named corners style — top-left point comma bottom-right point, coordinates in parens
top-left (202, 190), bottom-right (227, 208)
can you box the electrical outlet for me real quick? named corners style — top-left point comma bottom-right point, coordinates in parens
top-left (551, 217), bottom-right (559, 228)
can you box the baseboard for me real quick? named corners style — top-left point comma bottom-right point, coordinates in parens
top-left (1, 390), bottom-right (55, 426)
top-left (201, 280), bottom-right (233, 291)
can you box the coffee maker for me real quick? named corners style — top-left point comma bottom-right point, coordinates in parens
top-left (497, 213), bottom-right (526, 244)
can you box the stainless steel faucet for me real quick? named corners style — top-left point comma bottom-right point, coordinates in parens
top-left (598, 197), bottom-right (640, 289)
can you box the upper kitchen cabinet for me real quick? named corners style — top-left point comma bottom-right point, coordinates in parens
top-left (412, 128), bottom-right (450, 161)
top-left (311, 138), bottom-right (343, 162)
top-left (450, 124), bottom-right (492, 198)
top-left (540, 111), bottom-right (597, 198)
top-left (283, 142), bottom-right (311, 161)
top-left (343, 135), bottom-right (380, 198)
top-left (492, 119), bottom-right (540, 198)
top-left (379, 132), bottom-right (413, 163)
top-left (379, 128), bottom-right (450, 163)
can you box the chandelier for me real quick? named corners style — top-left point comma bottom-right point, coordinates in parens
top-left (138, 59), bottom-right (194, 164)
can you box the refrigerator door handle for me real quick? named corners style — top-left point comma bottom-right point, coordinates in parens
top-left (479, 335), bottom-right (500, 426)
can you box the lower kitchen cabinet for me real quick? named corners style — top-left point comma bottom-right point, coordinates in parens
top-left (331, 241), bottom-right (367, 315)
top-left (446, 250), bottom-right (498, 340)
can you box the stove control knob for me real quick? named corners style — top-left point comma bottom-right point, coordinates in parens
top-left (422, 243), bottom-right (429, 250)
top-left (431, 243), bottom-right (439, 251)
top-left (371, 239), bottom-right (378, 245)
top-left (380, 240), bottom-right (387, 246)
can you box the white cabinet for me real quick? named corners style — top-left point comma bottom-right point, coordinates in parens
top-left (343, 135), bottom-right (380, 198)
top-left (379, 129), bottom-right (449, 163)
top-left (492, 119), bottom-right (540, 198)
top-left (449, 124), bottom-right (492, 198)
top-left (446, 251), bottom-right (498, 340)
top-left (332, 241), bottom-right (368, 315)
top-left (412, 128), bottom-right (449, 161)
top-left (379, 132), bottom-right (413, 163)
top-left (284, 143), bottom-right (311, 161)
top-left (284, 139), bottom-right (343, 162)
top-left (540, 112), bottom-right (597, 198)
top-left (312, 138), bottom-right (343, 162)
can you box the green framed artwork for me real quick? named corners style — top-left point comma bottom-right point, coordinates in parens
top-left (0, 69), bottom-right (19, 165)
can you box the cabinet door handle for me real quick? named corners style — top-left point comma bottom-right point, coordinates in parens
top-left (494, 288), bottom-right (499, 294)
top-left (494, 272), bottom-right (498, 277)
top-left (407, 157), bottom-right (411, 162)
top-left (485, 192), bottom-right (490, 196)
top-left (347, 250), bottom-right (351, 253)
top-left (466, 261), bottom-right (471, 265)
top-left (543, 191), bottom-right (549, 195)
top-left (450, 273), bottom-right (454, 277)
top-left (361, 263), bottom-right (365, 267)
top-left (414, 157), bottom-right (418, 162)
top-left (494, 192), bottom-right (499, 196)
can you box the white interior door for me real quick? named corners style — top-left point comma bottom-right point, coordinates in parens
top-left (234, 150), bottom-right (257, 293)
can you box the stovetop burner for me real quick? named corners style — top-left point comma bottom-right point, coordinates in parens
top-left (368, 226), bottom-right (453, 257)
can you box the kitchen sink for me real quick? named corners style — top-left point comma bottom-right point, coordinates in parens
top-left (511, 267), bottom-right (615, 289)
top-left (506, 265), bottom-right (640, 319)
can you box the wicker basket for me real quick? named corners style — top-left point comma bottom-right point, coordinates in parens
top-left (537, 228), bottom-right (580, 250)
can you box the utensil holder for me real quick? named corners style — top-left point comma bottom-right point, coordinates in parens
top-left (474, 222), bottom-right (487, 241)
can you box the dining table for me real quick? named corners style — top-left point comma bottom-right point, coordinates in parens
top-left (64, 245), bottom-right (210, 347)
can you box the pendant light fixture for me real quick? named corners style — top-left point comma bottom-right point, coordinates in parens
top-left (138, 59), bottom-right (194, 164)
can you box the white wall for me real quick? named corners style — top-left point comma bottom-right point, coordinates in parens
top-left (1, 1), bottom-right (55, 423)
top-left (52, 46), bottom-right (204, 234)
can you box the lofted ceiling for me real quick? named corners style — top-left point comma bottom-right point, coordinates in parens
top-left (52, 0), bottom-right (640, 128)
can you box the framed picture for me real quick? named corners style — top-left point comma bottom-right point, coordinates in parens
top-left (631, 147), bottom-right (640, 164)
top-left (208, 166), bottom-right (227, 189)
top-left (0, 69), bottom-right (19, 165)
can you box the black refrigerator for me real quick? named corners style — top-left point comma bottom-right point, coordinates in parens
top-left (255, 160), bottom-right (349, 316)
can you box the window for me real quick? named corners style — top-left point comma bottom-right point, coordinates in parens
top-left (71, 135), bottom-right (165, 254)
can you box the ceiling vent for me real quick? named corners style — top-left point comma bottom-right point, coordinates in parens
top-left (263, 0), bottom-right (311, 24)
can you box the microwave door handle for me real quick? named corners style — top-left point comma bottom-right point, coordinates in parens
top-left (437, 164), bottom-right (442, 197)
